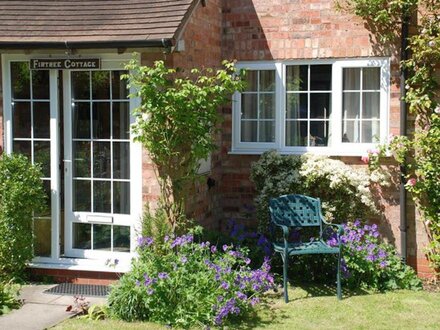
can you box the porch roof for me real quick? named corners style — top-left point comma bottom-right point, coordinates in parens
top-left (0, 0), bottom-right (197, 49)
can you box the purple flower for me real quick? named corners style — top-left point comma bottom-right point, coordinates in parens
top-left (244, 258), bottom-right (251, 265)
top-left (211, 246), bottom-right (217, 254)
top-left (366, 254), bottom-right (377, 262)
top-left (137, 236), bottom-right (154, 247)
top-left (379, 261), bottom-right (388, 268)
top-left (222, 244), bottom-right (229, 252)
top-left (236, 291), bottom-right (247, 300)
top-left (158, 272), bottom-right (169, 280)
top-left (378, 249), bottom-right (387, 259)
top-left (220, 281), bottom-right (230, 290)
top-left (250, 297), bottom-right (260, 306)
top-left (135, 280), bottom-right (140, 287)
top-left (180, 256), bottom-right (188, 264)
top-left (147, 288), bottom-right (154, 295)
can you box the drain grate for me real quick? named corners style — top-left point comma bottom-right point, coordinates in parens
top-left (44, 283), bottom-right (110, 297)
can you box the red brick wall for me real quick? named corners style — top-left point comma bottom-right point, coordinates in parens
top-left (214, 0), bottom-right (431, 275)
top-left (139, 1), bottom-right (224, 227)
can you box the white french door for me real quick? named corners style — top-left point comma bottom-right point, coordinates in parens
top-left (2, 54), bottom-right (142, 264)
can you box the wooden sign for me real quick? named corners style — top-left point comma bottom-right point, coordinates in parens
top-left (30, 58), bottom-right (100, 70)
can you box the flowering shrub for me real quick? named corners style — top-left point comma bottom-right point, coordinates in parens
top-left (328, 221), bottom-right (422, 291)
top-left (108, 233), bottom-right (274, 328)
top-left (251, 150), bottom-right (378, 233)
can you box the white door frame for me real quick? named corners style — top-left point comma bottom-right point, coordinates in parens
top-left (1, 53), bottom-right (142, 266)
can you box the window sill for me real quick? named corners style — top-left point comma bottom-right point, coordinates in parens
top-left (229, 146), bottom-right (381, 157)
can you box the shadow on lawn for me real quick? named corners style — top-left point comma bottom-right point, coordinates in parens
top-left (289, 282), bottom-right (370, 300)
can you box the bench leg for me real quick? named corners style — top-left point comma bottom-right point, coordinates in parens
top-left (337, 252), bottom-right (342, 300)
top-left (282, 253), bottom-right (289, 303)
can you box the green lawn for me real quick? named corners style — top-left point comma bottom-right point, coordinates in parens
top-left (54, 285), bottom-right (440, 329)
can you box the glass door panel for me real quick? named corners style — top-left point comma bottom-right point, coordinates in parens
top-left (65, 69), bottom-right (131, 258)
top-left (9, 61), bottom-right (54, 258)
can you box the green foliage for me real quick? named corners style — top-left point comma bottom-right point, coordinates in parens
top-left (335, 0), bottom-right (418, 42)
top-left (108, 233), bottom-right (273, 328)
top-left (250, 150), bottom-right (378, 234)
top-left (341, 0), bottom-right (440, 269)
top-left (124, 58), bottom-right (244, 231)
top-left (0, 154), bottom-right (46, 281)
top-left (0, 281), bottom-right (21, 315)
top-left (340, 221), bottom-right (422, 291)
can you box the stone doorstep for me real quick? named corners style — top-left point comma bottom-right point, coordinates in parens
top-left (0, 285), bottom-right (107, 330)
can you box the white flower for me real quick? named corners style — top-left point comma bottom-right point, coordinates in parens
top-left (434, 106), bottom-right (440, 115)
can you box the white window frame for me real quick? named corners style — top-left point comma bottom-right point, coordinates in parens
top-left (231, 58), bottom-right (390, 156)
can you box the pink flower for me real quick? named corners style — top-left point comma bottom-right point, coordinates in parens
top-left (407, 178), bottom-right (417, 186)
top-left (361, 154), bottom-right (370, 164)
top-left (369, 148), bottom-right (380, 155)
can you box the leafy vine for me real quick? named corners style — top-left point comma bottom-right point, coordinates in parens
top-left (337, 0), bottom-right (440, 270)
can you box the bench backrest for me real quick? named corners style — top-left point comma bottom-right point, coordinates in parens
top-left (269, 194), bottom-right (324, 230)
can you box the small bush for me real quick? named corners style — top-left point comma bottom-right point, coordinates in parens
top-left (0, 281), bottom-right (20, 315)
top-left (0, 154), bottom-right (46, 281)
top-left (328, 221), bottom-right (422, 291)
top-left (250, 150), bottom-right (378, 233)
top-left (108, 232), bottom-right (274, 328)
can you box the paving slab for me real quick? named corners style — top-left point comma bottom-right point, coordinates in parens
top-left (0, 284), bottom-right (107, 330)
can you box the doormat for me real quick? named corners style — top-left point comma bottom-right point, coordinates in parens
top-left (44, 283), bottom-right (110, 297)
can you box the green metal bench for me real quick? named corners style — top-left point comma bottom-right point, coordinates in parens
top-left (269, 194), bottom-right (343, 302)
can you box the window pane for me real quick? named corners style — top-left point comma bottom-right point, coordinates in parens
top-left (113, 102), bottom-right (130, 140)
top-left (343, 92), bottom-right (360, 119)
top-left (35, 179), bottom-right (51, 217)
top-left (71, 71), bottom-right (90, 100)
top-left (11, 62), bottom-right (30, 99)
top-left (92, 71), bottom-right (110, 100)
top-left (286, 65), bottom-right (307, 91)
top-left (32, 70), bottom-right (50, 99)
top-left (362, 120), bottom-right (380, 143)
top-left (113, 226), bottom-right (130, 252)
top-left (244, 71), bottom-right (258, 91)
top-left (13, 140), bottom-right (31, 159)
top-left (73, 223), bottom-right (91, 249)
top-left (34, 218), bottom-right (51, 257)
top-left (73, 102), bottom-right (91, 139)
top-left (343, 68), bottom-right (360, 90)
top-left (13, 102), bottom-right (31, 138)
top-left (113, 142), bottom-right (130, 179)
top-left (73, 141), bottom-right (91, 178)
top-left (92, 102), bottom-right (111, 139)
top-left (73, 180), bottom-right (91, 211)
top-left (241, 94), bottom-right (258, 119)
top-left (34, 102), bottom-right (50, 138)
top-left (93, 180), bottom-right (111, 213)
top-left (363, 92), bottom-right (380, 119)
top-left (93, 224), bottom-right (111, 251)
top-left (111, 71), bottom-right (128, 100)
top-left (286, 93), bottom-right (307, 119)
top-left (363, 67), bottom-right (380, 90)
top-left (114, 181), bottom-right (130, 214)
top-left (286, 121), bottom-right (307, 146)
top-left (93, 142), bottom-right (111, 178)
top-left (259, 121), bottom-right (275, 142)
top-left (310, 121), bottom-right (329, 146)
top-left (260, 70), bottom-right (275, 91)
top-left (241, 121), bottom-right (257, 142)
top-left (342, 120), bottom-right (360, 143)
top-left (259, 94), bottom-right (275, 119)
top-left (310, 65), bottom-right (331, 91)
top-left (310, 93), bottom-right (331, 119)
top-left (34, 141), bottom-right (51, 177)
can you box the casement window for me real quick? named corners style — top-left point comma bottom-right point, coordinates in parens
top-left (231, 59), bottom-right (390, 155)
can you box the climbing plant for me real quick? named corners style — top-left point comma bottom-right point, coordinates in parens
top-left (124, 59), bottom-right (244, 232)
top-left (336, 0), bottom-right (440, 270)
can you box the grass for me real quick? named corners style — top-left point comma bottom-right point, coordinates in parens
top-left (54, 284), bottom-right (440, 330)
